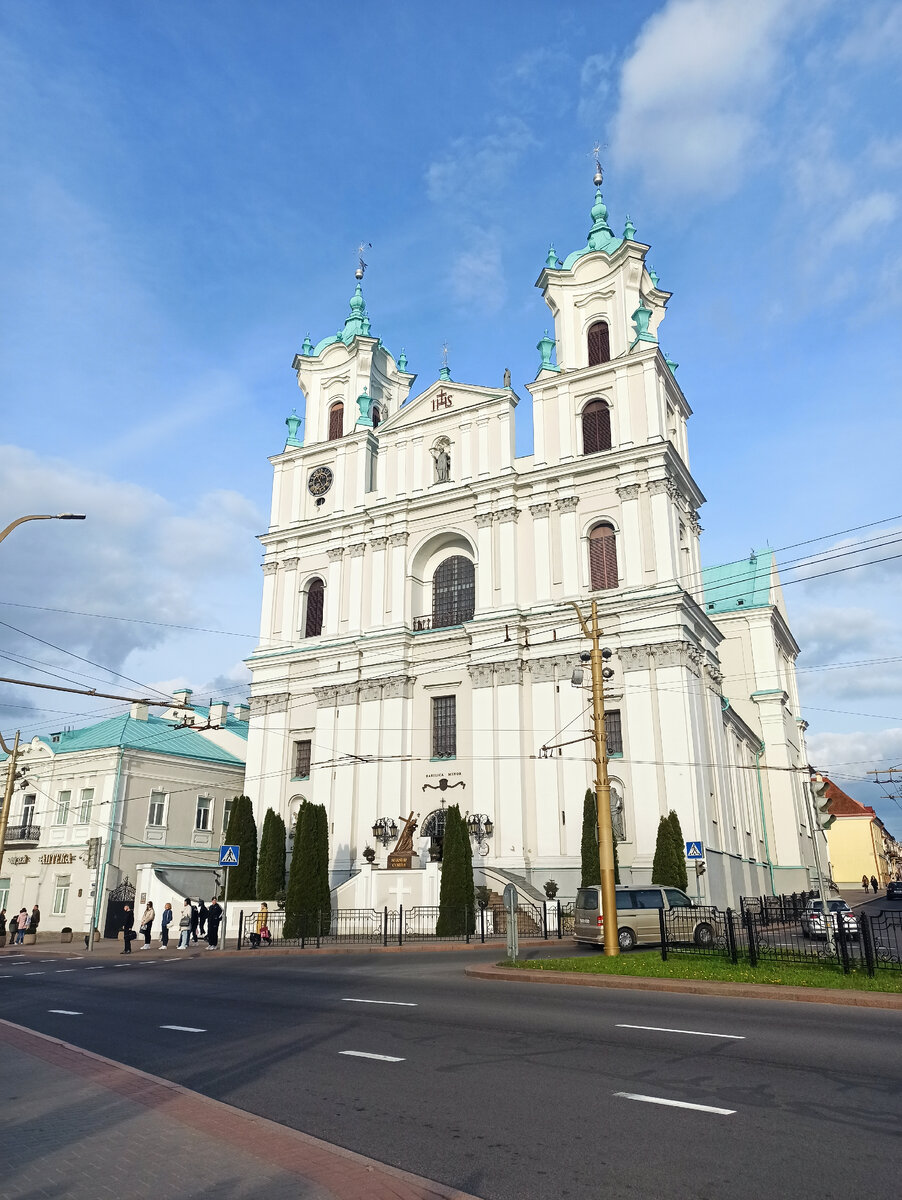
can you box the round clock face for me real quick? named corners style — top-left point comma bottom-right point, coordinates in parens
top-left (308, 466), bottom-right (334, 497)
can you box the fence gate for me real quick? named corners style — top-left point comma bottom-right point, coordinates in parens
top-left (104, 878), bottom-right (135, 939)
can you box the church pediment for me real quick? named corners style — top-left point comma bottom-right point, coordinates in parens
top-left (379, 380), bottom-right (516, 435)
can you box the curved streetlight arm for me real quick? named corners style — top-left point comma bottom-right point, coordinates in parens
top-left (0, 513), bottom-right (86, 546)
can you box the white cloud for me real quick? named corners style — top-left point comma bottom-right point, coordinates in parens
top-left (425, 118), bottom-right (537, 213)
top-left (448, 230), bottom-right (507, 314)
top-left (807, 727), bottom-right (902, 774)
top-left (577, 52), bottom-right (616, 126)
top-left (837, 2), bottom-right (902, 63)
top-left (0, 445), bottom-right (263, 722)
top-left (610, 0), bottom-right (806, 199)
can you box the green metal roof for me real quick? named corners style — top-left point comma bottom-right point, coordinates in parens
top-left (1, 712), bottom-right (245, 765)
top-left (702, 550), bottom-right (775, 615)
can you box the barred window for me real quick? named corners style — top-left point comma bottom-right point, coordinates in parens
top-left (582, 399), bottom-right (611, 455)
top-left (328, 402), bottom-right (344, 441)
top-left (293, 739), bottom-right (312, 779)
top-left (605, 709), bottom-right (623, 756)
top-left (587, 321), bottom-right (610, 366)
top-left (589, 523), bottom-right (619, 590)
top-left (432, 556), bottom-right (475, 628)
top-left (432, 696), bottom-right (457, 759)
top-left (305, 578), bottom-right (324, 637)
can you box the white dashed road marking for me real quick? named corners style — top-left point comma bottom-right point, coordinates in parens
top-left (340, 1051), bottom-right (405, 1062)
top-left (616, 1024), bottom-right (745, 1040)
top-left (48, 1010), bottom-right (82, 1015)
top-left (341, 999), bottom-right (418, 1007)
top-left (55, 969), bottom-right (76, 974)
top-left (25, 972), bottom-right (45, 976)
top-left (84, 966), bottom-right (104, 970)
top-left (160, 1025), bottom-right (206, 1033)
top-left (613, 1092), bottom-right (735, 1115)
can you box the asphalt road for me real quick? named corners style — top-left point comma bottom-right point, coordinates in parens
top-left (1, 945), bottom-right (900, 1200)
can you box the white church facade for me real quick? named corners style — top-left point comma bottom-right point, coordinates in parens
top-left (244, 175), bottom-right (824, 909)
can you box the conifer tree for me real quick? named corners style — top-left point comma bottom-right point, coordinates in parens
top-left (436, 805), bottom-right (471, 935)
top-left (666, 810), bottom-right (689, 891)
top-left (256, 808), bottom-right (286, 900)
top-left (651, 814), bottom-right (682, 887)
top-left (283, 801), bottom-right (310, 939)
top-left (461, 812), bottom-right (476, 934)
top-left (581, 790), bottom-right (601, 888)
top-left (284, 802), bottom-right (331, 938)
top-left (223, 794), bottom-right (257, 900)
top-left (313, 803), bottom-right (332, 934)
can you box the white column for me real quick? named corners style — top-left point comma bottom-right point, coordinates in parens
top-left (271, 563), bottom-right (285, 641)
top-left (495, 664), bottom-right (525, 865)
top-left (411, 436), bottom-right (425, 494)
top-left (475, 514), bottom-right (494, 611)
top-left (496, 508), bottom-right (519, 608)
top-left (644, 361), bottom-right (665, 443)
top-left (370, 537), bottom-right (389, 627)
top-left (556, 496), bottom-right (580, 593)
top-left (388, 532), bottom-right (408, 625)
top-left (395, 438), bottom-right (408, 497)
top-left (347, 542), bottom-right (366, 633)
top-left (532, 394), bottom-right (547, 468)
top-left (470, 671), bottom-right (497, 856)
top-left (648, 479), bottom-right (678, 583)
top-left (614, 372), bottom-right (632, 446)
top-left (616, 485), bottom-right (643, 588)
top-left (325, 547), bottom-right (343, 635)
top-left (282, 558), bottom-right (300, 641)
top-left (529, 503), bottom-right (552, 601)
top-left (460, 421), bottom-right (473, 481)
top-left (558, 381), bottom-right (575, 462)
top-left (476, 418), bottom-right (490, 477)
top-left (259, 562), bottom-right (279, 644)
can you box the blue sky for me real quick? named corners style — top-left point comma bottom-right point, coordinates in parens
top-left (1, 0), bottom-right (901, 832)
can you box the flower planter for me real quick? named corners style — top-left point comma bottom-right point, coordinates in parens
top-left (0, 935), bottom-right (6, 948)
top-left (23, 933), bottom-right (36, 945)
top-left (60, 932), bottom-right (73, 944)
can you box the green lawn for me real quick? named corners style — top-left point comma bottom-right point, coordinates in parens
top-left (502, 950), bottom-right (902, 993)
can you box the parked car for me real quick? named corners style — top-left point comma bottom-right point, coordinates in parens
top-left (800, 899), bottom-right (859, 939)
top-left (574, 885), bottom-right (716, 950)
top-left (885, 881), bottom-right (902, 901)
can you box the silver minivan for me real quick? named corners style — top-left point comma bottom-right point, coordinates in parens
top-left (574, 885), bottom-right (716, 950)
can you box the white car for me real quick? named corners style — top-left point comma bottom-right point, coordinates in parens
top-left (800, 899), bottom-right (859, 940)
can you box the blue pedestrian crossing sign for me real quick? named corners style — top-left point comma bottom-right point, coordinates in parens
top-left (219, 844), bottom-right (240, 867)
top-left (685, 841), bottom-right (704, 860)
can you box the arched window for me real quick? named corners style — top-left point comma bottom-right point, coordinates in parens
top-left (328, 402), bottom-right (344, 441)
top-left (582, 399), bottom-right (611, 455)
top-left (432, 555), bottom-right (475, 628)
top-left (588, 524), bottom-right (619, 590)
top-left (587, 321), bottom-right (610, 366)
top-left (304, 578), bottom-right (324, 637)
top-left (371, 405), bottom-right (381, 429)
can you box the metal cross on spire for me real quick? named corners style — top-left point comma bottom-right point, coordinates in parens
top-left (355, 242), bottom-right (372, 281)
top-left (441, 340), bottom-right (449, 368)
top-left (592, 142), bottom-right (605, 187)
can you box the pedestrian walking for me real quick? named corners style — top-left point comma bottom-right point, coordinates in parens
top-left (30, 905), bottom-right (40, 941)
top-left (8, 912), bottom-right (19, 945)
top-left (863, 874), bottom-right (870, 891)
top-left (139, 901), bottom-right (155, 948)
top-left (160, 902), bottom-right (173, 949)
top-left (14, 908), bottom-right (28, 945)
top-left (206, 897), bottom-right (222, 948)
top-left (0, 908), bottom-right (7, 948)
top-left (197, 899), bottom-right (208, 937)
top-left (871, 875), bottom-right (879, 894)
top-left (177, 899), bottom-right (193, 949)
top-left (120, 904), bottom-right (134, 954)
top-left (189, 899), bottom-right (200, 944)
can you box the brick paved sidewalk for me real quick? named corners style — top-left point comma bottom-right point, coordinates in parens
top-left (0, 1020), bottom-right (482, 1200)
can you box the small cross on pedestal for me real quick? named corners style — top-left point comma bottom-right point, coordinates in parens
top-left (388, 879), bottom-right (411, 908)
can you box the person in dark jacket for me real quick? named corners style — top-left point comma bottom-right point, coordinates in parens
top-left (871, 875), bottom-right (879, 894)
top-left (197, 900), bottom-right (208, 937)
top-left (0, 909), bottom-right (7, 946)
top-left (120, 904), bottom-right (134, 954)
top-left (206, 898), bottom-right (222, 948)
top-left (160, 902), bottom-right (173, 949)
top-left (30, 906), bottom-right (40, 939)
top-left (862, 874), bottom-right (870, 891)
top-left (189, 899), bottom-right (200, 944)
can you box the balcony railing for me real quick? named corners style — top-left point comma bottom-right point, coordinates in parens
top-left (4, 823), bottom-right (41, 844)
top-left (413, 608), bottom-right (473, 632)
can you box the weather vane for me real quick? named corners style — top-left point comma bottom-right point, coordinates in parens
top-left (355, 242), bottom-right (372, 281)
top-left (441, 340), bottom-right (449, 369)
top-left (592, 141), bottom-right (605, 187)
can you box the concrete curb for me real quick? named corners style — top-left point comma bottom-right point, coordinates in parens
top-left (0, 1018), bottom-right (483, 1200)
top-left (464, 963), bottom-right (902, 1010)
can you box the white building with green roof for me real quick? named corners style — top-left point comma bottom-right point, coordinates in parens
top-left (1, 692), bottom-right (247, 939)
top-left (245, 171), bottom-right (823, 908)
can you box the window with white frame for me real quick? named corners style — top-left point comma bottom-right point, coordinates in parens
top-left (52, 874), bottom-right (70, 915)
top-left (22, 795), bottom-right (36, 826)
top-left (221, 797), bottom-right (234, 834)
top-left (55, 790), bottom-right (71, 825)
top-left (195, 795), bottom-right (212, 831)
top-left (77, 787), bottom-right (94, 824)
top-left (0, 877), bottom-right (9, 912)
top-left (147, 791), bottom-right (167, 827)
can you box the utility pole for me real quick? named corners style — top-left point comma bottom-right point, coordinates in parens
top-left (569, 599), bottom-right (619, 957)
top-left (0, 730), bottom-right (21, 879)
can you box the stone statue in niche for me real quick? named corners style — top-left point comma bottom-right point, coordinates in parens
top-left (610, 784), bottom-right (626, 843)
top-left (432, 441), bottom-right (451, 483)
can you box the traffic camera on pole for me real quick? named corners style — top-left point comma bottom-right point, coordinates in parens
top-left (810, 774), bottom-right (835, 831)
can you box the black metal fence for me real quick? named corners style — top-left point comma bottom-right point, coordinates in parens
top-left (660, 898), bottom-right (902, 977)
top-left (236, 898), bottom-right (561, 949)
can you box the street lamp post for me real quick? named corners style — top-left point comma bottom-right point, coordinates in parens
top-left (0, 512), bottom-right (86, 546)
top-left (569, 599), bottom-right (620, 957)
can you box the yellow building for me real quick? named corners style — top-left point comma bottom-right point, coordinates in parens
top-left (824, 780), bottom-right (900, 889)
